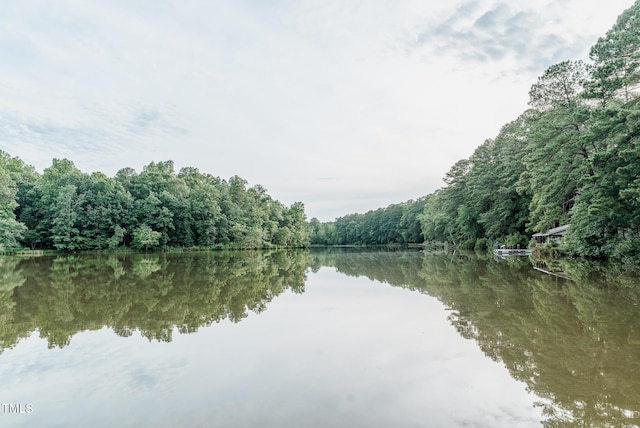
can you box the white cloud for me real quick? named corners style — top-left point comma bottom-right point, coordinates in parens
top-left (0, 0), bottom-right (636, 220)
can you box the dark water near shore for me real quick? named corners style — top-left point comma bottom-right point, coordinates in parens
top-left (1, 249), bottom-right (639, 427)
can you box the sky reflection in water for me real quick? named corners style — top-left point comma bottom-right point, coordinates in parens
top-left (4, 250), bottom-right (638, 427)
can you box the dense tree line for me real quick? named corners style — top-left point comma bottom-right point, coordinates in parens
top-left (309, 2), bottom-right (640, 260)
top-left (421, 1), bottom-right (640, 260)
top-left (4, 3), bottom-right (639, 258)
top-left (0, 153), bottom-right (309, 251)
top-left (308, 198), bottom-right (426, 246)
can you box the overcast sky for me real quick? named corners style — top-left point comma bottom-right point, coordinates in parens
top-left (0, 0), bottom-right (635, 221)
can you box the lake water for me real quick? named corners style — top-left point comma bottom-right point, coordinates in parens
top-left (1, 249), bottom-right (639, 427)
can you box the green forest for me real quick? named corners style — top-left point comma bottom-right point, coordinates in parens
top-left (311, 1), bottom-right (640, 260)
top-left (3, 2), bottom-right (640, 258)
top-left (0, 153), bottom-right (309, 251)
top-left (308, 197), bottom-right (426, 246)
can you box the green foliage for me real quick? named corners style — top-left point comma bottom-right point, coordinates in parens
top-left (50, 185), bottom-right (81, 251)
top-left (502, 232), bottom-right (528, 248)
top-left (520, 60), bottom-right (590, 233)
top-left (0, 217), bottom-right (26, 252)
top-left (76, 172), bottom-right (133, 250)
top-left (309, 198), bottom-right (426, 246)
top-left (418, 2), bottom-right (640, 260)
top-left (564, 101), bottom-right (640, 259)
top-left (1, 154), bottom-right (310, 251)
top-left (3, 2), bottom-right (640, 259)
top-left (131, 225), bottom-right (161, 251)
top-left (420, 114), bottom-right (531, 247)
top-left (473, 238), bottom-right (490, 252)
top-left (584, 1), bottom-right (640, 105)
top-left (0, 161), bottom-right (27, 251)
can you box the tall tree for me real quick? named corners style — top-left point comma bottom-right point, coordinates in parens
top-left (584, 1), bottom-right (640, 105)
top-left (50, 184), bottom-right (81, 251)
top-left (519, 61), bottom-right (591, 233)
top-left (75, 172), bottom-right (134, 249)
top-left (566, 99), bottom-right (640, 259)
top-left (35, 159), bottom-right (86, 248)
top-left (178, 167), bottom-right (223, 247)
top-left (0, 166), bottom-right (27, 251)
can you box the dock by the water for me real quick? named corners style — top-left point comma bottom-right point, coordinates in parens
top-left (493, 248), bottom-right (532, 257)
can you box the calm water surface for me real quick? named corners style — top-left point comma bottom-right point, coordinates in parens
top-left (1, 250), bottom-right (640, 427)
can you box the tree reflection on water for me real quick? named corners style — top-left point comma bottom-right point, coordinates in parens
top-left (311, 249), bottom-right (640, 427)
top-left (2, 249), bottom-right (640, 426)
top-left (0, 251), bottom-right (308, 349)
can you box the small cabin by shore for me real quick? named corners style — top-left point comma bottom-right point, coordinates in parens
top-left (532, 224), bottom-right (569, 246)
